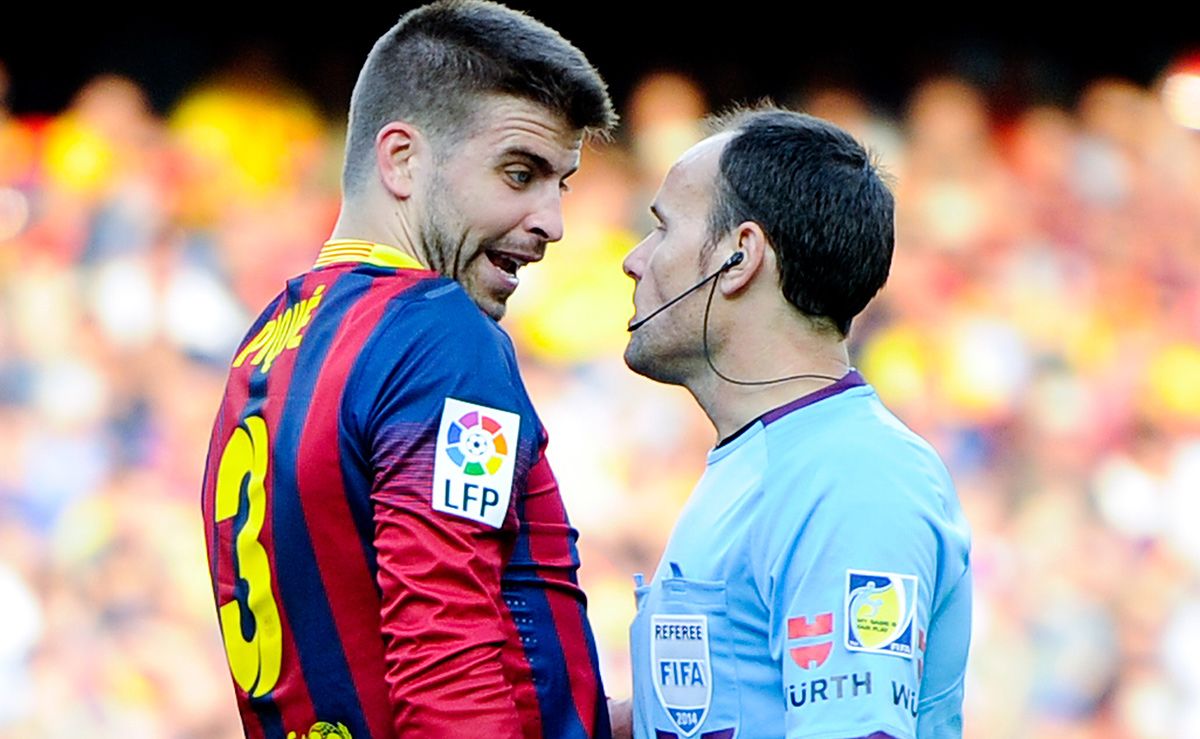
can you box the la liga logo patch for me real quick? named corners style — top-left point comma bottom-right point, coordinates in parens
top-left (444, 408), bottom-right (510, 476)
top-left (844, 570), bottom-right (919, 659)
top-left (432, 397), bottom-right (520, 528)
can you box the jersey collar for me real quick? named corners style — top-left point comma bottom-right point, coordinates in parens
top-left (759, 369), bottom-right (867, 426)
top-left (714, 369), bottom-right (868, 450)
top-left (314, 239), bottom-right (425, 270)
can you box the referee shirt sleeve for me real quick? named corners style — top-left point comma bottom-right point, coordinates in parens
top-left (760, 442), bottom-right (944, 739)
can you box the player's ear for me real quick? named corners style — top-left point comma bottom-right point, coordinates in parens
top-left (718, 221), bottom-right (769, 297)
top-left (375, 121), bottom-right (422, 199)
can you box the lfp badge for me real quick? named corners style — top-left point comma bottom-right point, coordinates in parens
top-left (844, 570), bottom-right (919, 658)
top-left (651, 614), bottom-right (711, 736)
top-left (432, 397), bottom-right (520, 529)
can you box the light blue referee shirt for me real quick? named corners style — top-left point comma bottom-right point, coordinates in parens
top-left (630, 371), bottom-right (972, 739)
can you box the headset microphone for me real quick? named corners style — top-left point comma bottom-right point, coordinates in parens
top-left (627, 251), bottom-right (744, 332)
top-left (628, 248), bottom-right (846, 387)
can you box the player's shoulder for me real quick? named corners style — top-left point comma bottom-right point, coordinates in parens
top-left (381, 276), bottom-right (511, 347)
top-left (347, 275), bottom-right (523, 402)
top-left (340, 275), bottom-right (535, 436)
top-left (237, 288), bottom-right (289, 349)
top-left (337, 274), bottom-right (514, 372)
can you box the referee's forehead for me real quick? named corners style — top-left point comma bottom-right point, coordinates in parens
top-left (658, 133), bottom-right (730, 216)
top-left (674, 132), bottom-right (732, 175)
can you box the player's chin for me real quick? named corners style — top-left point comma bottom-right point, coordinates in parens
top-left (460, 271), bottom-right (514, 321)
top-left (481, 300), bottom-right (507, 321)
top-left (470, 290), bottom-right (509, 321)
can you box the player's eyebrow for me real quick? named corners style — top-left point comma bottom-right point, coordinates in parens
top-left (650, 204), bottom-right (666, 224)
top-left (501, 147), bottom-right (577, 180)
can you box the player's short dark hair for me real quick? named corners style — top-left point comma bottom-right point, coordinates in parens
top-left (342, 0), bottom-right (616, 195)
top-left (706, 107), bottom-right (894, 337)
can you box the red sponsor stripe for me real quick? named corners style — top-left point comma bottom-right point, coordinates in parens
top-left (787, 612), bottom-right (833, 639)
top-left (294, 274), bottom-right (416, 738)
top-left (789, 642), bottom-right (833, 670)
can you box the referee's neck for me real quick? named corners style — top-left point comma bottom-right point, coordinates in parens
top-left (690, 335), bottom-right (849, 443)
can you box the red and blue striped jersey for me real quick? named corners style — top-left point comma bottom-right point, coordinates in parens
top-left (201, 240), bottom-right (610, 739)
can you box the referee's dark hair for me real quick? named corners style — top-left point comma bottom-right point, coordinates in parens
top-left (342, 0), bottom-right (616, 195)
top-left (705, 107), bottom-right (894, 337)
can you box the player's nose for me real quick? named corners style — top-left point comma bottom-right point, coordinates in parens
top-left (525, 189), bottom-right (565, 243)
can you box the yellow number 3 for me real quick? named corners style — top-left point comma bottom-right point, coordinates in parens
top-left (215, 415), bottom-right (283, 697)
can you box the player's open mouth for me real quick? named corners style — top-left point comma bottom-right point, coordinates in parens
top-left (486, 250), bottom-right (527, 277)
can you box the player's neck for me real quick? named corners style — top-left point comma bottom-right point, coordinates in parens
top-left (330, 196), bottom-right (426, 267)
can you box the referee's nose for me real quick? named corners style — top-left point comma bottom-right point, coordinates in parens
top-left (623, 233), bottom-right (652, 282)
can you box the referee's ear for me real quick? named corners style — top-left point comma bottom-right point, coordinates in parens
top-left (374, 121), bottom-right (422, 200)
top-left (717, 221), bottom-right (770, 297)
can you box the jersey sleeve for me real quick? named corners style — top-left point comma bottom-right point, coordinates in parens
top-left (761, 443), bottom-right (949, 739)
top-left (503, 432), bottom-right (612, 737)
top-left (343, 287), bottom-right (533, 737)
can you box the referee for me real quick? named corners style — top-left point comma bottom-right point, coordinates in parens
top-left (617, 108), bottom-right (972, 739)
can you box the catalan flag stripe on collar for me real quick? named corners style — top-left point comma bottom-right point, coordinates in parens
top-left (315, 239), bottom-right (425, 270)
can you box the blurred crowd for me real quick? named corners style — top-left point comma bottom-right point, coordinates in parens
top-left (1, 54), bottom-right (1198, 738)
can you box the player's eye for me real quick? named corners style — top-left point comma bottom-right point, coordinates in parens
top-left (505, 168), bottom-right (533, 187)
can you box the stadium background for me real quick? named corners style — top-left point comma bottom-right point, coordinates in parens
top-left (2, 8), bottom-right (1199, 737)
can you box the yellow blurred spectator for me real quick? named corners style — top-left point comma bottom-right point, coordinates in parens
top-left (1146, 343), bottom-right (1200, 424)
top-left (170, 82), bottom-right (323, 223)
